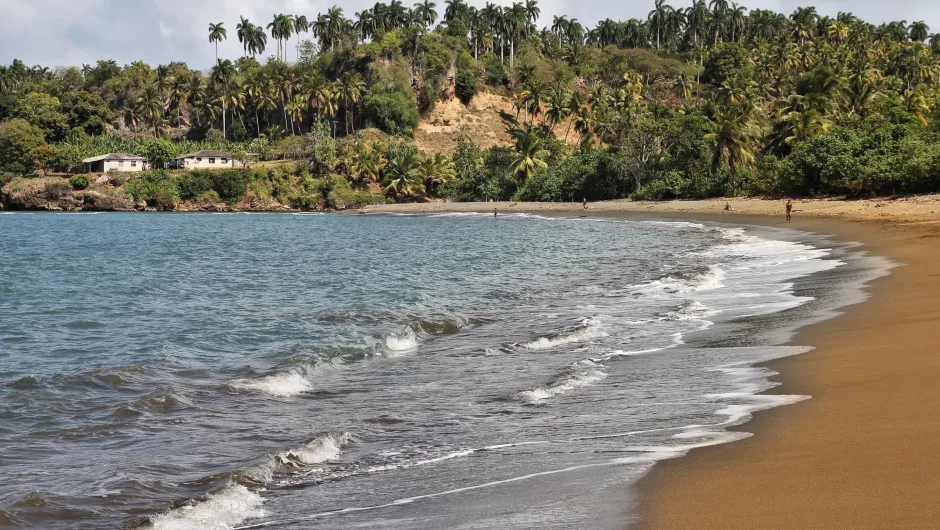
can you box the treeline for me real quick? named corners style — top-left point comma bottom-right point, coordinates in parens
top-left (3, 1), bottom-right (940, 200)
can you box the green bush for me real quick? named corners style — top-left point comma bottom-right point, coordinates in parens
top-left (209, 170), bottom-right (251, 203)
top-left (175, 171), bottom-right (213, 200)
top-left (362, 65), bottom-right (421, 136)
top-left (455, 69), bottom-right (478, 105)
top-left (44, 180), bottom-right (72, 199)
top-left (69, 174), bottom-right (90, 190)
top-left (125, 171), bottom-right (180, 210)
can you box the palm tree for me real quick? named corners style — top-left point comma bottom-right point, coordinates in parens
top-left (909, 21), bottom-right (930, 43)
top-left (509, 126), bottom-right (549, 180)
top-left (648, 0), bottom-right (673, 50)
top-left (209, 23), bottom-right (227, 62)
top-left (414, 0), bottom-right (438, 28)
top-left (247, 76), bottom-right (278, 139)
top-left (544, 86), bottom-right (570, 132)
top-left (168, 76), bottom-right (189, 128)
top-left (236, 17), bottom-right (254, 55)
top-left (383, 150), bottom-right (423, 199)
top-left (337, 72), bottom-right (365, 134)
top-left (418, 153), bottom-right (456, 195)
top-left (685, 0), bottom-right (709, 48)
top-left (210, 59), bottom-right (237, 137)
top-left (137, 85), bottom-right (166, 138)
top-left (248, 26), bottom-right (268, 57)
top-left (674, 73), bottom-right (694, 98)
top-left (523, 0), bottom-right (541, 38)
top-left (705, 101), bottom-right (761, 196)
top-left (294, 15), bottom-right (310, 62)
top-left (268, 14), bottom-right (294, 61)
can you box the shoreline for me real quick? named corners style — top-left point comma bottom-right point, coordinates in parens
top-left (364, 200), bottom-right (940, 529)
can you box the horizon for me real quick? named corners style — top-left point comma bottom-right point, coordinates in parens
top-left (2, 0), bottom-right (939, 69)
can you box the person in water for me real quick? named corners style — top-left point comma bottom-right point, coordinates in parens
top-left (494, 208), bottom-right (498, 217)
top-left (786, 199), bottom-right (793, 222)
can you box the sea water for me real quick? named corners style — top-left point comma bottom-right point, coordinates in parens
top-left (0, 212), bottom-right (886, 529)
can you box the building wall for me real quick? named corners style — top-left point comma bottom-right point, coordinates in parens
top-left (103, 159), bottom-right (145, 172)
top-left (181, 156), bottom-right (234, 170)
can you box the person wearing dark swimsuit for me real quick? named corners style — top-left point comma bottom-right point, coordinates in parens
top-left (786, 199), bottom-right (793, 222)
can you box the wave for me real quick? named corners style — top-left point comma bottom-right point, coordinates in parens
top-left (237, 432), bottom-right (354, 485)
top-left (520, 317), bottom-right (606, 350)
top-left (150, 484), bottom-right (264, 530)
top-left (385, 328), bottom-right (419, 352)
top-left (517, 360), bottom-right (607, 405)
top-left (225, 371), bottom-right (313, 398)
top-left (630, 266), bottom-right (726, 295)
top-left (660, 301), bottom-right (719, 321)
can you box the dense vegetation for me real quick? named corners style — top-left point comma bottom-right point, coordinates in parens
top-left (4, 1), bottom-right (940, 206)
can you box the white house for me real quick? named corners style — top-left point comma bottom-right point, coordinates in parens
top-left (172, 150), bottom-right (235, 170)
top-left (82, 153), bottom-right (148, 173)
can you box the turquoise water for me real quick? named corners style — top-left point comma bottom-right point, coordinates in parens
top-left (0, 212), bottom-right (863, 529)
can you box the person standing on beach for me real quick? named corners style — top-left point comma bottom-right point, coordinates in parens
top-left (583, 197), bottom-right (588, 210)
top-left (786, 199), bottom-right (793, 222)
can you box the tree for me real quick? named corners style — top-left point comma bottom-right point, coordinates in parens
top-left (0, 119), bottom-right (47, 175)
top-left (414, 0), bottom-right (438, 28)
top-left (12, 92), bottom-right (68, 141)
top-left (419, 153), bottom-right (457, 195)
top-left (705, 101), bottom-right (761, 196)
top-left (383, 148), bottom-right (423, 199)
top-left (509, 126), bottom-right (549, 179)
top-left (337, 72), bottom-right (366, 135)
top-left (209, 22), bottom-right (227, 62)
top-left (909, 21), bottom-right (930, 43)
top-left (293, 15), bottom-right (310, 62)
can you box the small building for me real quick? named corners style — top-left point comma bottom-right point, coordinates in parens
top-left (172, 150), bottom-right (235, 170)
top-left (82, 153), bottom-right (148, 173)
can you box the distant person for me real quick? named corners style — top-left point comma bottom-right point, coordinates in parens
top-left (724, 201), bottom-right (732, 211)
top-left (494, 208), bottom-right (498, 218)
top-left (786, 199), bottom-right (793, 222)
top-left (583, 197), bottom-right (588, 209)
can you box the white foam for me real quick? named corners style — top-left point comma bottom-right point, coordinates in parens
top-left (151, 484), bottom-right (264, 530)
top-left (660, 301), bottom-right (719, 321)
top-left (385, 328), bottom-right (418, 351)
top-left (521, 317), bottom-right (606, 350)
top-left (629, 265), bottom-right (726, 295)
top-left (245, 432), bottom-right (353, 484)
top-left (227, 372), bottom-right (313, 398)
top-left (517, 360), bottom-right (607, 404)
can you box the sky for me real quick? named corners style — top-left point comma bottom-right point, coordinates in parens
top-left (1, 0), bottom-right (939, 70)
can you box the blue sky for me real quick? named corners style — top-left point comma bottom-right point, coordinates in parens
top-left (1, 0), bottom-right (938, 69)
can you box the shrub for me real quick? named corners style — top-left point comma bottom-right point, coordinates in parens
top-left (209, 170), bottom-right (251, 202)
top-left (69, 174), bottom-right (90, 190)
top-left (175, 171), bottom-right (213, 200)
top-left (362, 65), bottom-right (421, 136)
top-left (455, 69), bottom-right (478, 104)
top-left (125, 171), bottom-right (180, 210)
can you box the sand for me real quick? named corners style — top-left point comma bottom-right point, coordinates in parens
top-left (366, 197), bottom-right (940, 529)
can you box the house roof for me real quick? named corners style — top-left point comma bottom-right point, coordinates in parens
top-left (82, 153), bottom-right (146, 163)
top-left (176, 150), bottom-right (232, 159)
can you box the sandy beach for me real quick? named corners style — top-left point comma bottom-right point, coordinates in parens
top-left (367, 197), bottom-right (940, 529)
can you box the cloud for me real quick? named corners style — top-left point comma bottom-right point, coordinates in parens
top-left (0, 0), bottom-right (938, 69)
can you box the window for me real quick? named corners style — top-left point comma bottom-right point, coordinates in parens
top-left (131, 161), bottom-right (137, 167)
top-left (209, 158), bottom-right (216, 164)
top-left (221, 158), bottom-right (228, 164)
top-left (196, 158), bottom-right (203, 162)
top-left (118, 160), bottom-right (124, 167)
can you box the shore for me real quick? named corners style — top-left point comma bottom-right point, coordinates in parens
top-left (368, 198), bottom-right (940, 529)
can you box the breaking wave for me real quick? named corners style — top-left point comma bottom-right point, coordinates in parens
top-left (517, 360), bottom-right (608, 405)
top-left (225, 371), bottom-right (313, 398)
top-left (150, 484), bottom-right (264, 530)
top-left (520, 317), bottom-right (606, 350)
top-left (237, 432), bottom-right (355, 485)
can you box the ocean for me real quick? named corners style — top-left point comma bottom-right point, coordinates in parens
top-left (0, 211), bottom-right (885, 529)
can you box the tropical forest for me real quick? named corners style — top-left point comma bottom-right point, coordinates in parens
top-left (3, 0), bottom-right (940, 210)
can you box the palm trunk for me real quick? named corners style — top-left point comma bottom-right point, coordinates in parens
top-left (222, 100), bottom-right (227, 138)
top-left (564, 116), bottom-right (574, 141)
top-left (255, 109), bottom-right (261, 139)
top-left (510, 39), bottom-right (515, 69)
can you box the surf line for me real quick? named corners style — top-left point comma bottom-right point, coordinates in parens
top-left (234, 459), bottom-right (643, 529)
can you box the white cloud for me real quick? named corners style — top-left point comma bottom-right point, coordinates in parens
top-left (0, 0), bottom-right (938, 68)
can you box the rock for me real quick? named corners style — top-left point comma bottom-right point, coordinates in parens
top-left (80, 190), bottom-right (135, 211)
top-left (95, 175), bottom-right (110, 185)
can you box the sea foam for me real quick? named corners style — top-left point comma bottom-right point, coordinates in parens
top-left (150, 484), bottom-right (264, 530)
top-left (227, 371), bottom-right (313, 398)
top-left (520, 317), bottom-right (606, 350)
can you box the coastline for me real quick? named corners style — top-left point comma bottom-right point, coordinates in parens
top-left (365, 199), bottom-right (940, 529)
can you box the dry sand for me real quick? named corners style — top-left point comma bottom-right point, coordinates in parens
top-left (367, 197), bottom-right (940, 529)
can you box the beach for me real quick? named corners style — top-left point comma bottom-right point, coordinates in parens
top-left (368, 197), bottom-right (940, 529)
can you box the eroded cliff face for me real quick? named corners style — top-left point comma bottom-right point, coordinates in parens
top-left (0, 178), bottom-right (136, 211)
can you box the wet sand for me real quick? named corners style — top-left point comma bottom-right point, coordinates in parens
top-left (368, 198), bottom-right (940, 529)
